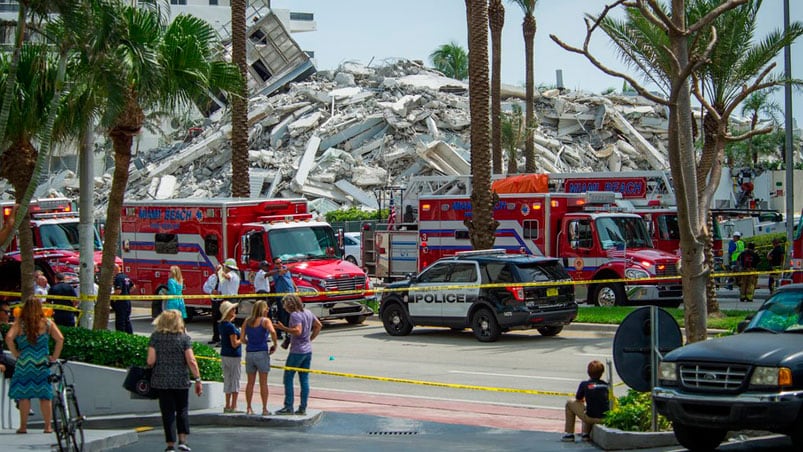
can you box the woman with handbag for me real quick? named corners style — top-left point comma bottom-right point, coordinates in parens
top-left (4, 296), bottom-right (64, 434)
top-left (147, 310), bottom-right (203, 452)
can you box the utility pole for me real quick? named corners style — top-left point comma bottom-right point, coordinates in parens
top-left (79, 124), bottom-right (95, 328)
top-left (784, 0), bottom-right (795, 265)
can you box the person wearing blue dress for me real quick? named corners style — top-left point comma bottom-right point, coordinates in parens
top-left (166, 265), bottom-right (187, 319)
top-left (4, 297), bottom-right (64, 434)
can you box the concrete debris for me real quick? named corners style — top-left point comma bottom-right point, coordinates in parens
top-left (11, 59), bottom-right (689, 217)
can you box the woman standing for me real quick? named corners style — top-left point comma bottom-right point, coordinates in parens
top-left (147, 310), bottom-right (203, 452)
top-left (165, 266), bottom-right (187, 319)
top-left (4, 296), bottom-right (64, 434)
top-left (218, 301), bottom-right (243, 413)
top-left (275, 294), bottom-right (321, 416)
top-left (242, 300), bottom-right (277, 415)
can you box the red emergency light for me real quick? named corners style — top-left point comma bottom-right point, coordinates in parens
top-left (421, 203), bottom-right (431, 212)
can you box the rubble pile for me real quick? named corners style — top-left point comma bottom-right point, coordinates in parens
top-left (10, 59), bottom-right (677, 216)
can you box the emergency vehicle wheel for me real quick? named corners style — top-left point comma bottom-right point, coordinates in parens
top-left (471, 308), bottom-right (501, 342)
top-left (537, 326), bottom-right (563, 337)
top-left (594, 283), bottom-right (625, 307)
top-left (381, 302), bottom-right (413, 336)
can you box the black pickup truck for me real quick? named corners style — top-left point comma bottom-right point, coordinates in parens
top-left (653, 284), bottom-right (803, 450)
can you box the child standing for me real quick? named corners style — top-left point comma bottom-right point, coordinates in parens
top-left (562, 360), bottom-right (610, 442)
top-left (218, 301), bottom-right (242, 413)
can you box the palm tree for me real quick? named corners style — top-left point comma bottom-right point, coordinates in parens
top-left (501, 104), bottom-right (524, 174)
top-left (509, 0), bottom-right (537, 173)
top-left (741, 89), bottom-right (782, 166)
top-left (91, 7), bottom-right (241, 329)
top-left (599, 0), bottom-right (803, 317)
top-left (0, 43), bottom-right (61, 300)
top-left (429, 41), bottom-right (468, 81)
top-left (489, 0), bottom-right (505, 174)
top-left (464, 0), bottom-right (497, 250)
top-left (230, 0), bottom-right (249, 197)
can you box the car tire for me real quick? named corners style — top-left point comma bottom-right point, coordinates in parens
top-left (537, 326), bottom-right (563, 337)
top-left (345, 255), bottom-right (358, 265)
top-left (471, 308), bottom-right (501, 342)
top-left (346, 315), bottom-right (367, 325)
top-left (594, 282), bottom-right (626, 307)
top-left (672, 423), bottom-right (726, 451)
top-left (382, 302), bottom-right (413, 336)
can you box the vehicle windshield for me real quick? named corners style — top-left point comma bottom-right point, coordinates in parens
top-left (595, 216), bottom-right (653, 249)
top-left (746, 291), bottom-right (803, 333)
top-left (39, 222), bottom-right (102, 251)
top-left (268, 226), bottom-right (341, 262)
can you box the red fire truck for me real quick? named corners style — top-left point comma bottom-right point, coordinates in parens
top-left (1, 197), bottom-right (115, 282)
top-left (418, 191), bottom-right (683, 307)
top-left (120, 198), bottom-right (374, 322)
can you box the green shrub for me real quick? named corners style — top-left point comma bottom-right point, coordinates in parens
top-left (325, 207), bottom-right (388, 222)
top-left (603, 389), bottom-right (671, 432)
top-left (1, 323), bottom-right (222, 381)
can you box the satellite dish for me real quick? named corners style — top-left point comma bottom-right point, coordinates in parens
top-left (612, 306), bottom-right (682, 392)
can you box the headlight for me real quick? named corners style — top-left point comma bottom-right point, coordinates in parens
top-left (659, 361), bottom-right (677, 383)
top-left (295, 286), bottom-right (318, 295)
top-left (625, 268), bottom-right (650, 279)
top-left (750, 366), bottom-right (792, 387)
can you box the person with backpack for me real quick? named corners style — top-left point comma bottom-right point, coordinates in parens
top-left (738, 242), bottom-right (760, 303)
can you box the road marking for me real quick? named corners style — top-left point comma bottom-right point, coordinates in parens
top-left (448, 370), bottom-right (576, 382)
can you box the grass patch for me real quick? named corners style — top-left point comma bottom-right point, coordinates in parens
top-left (576, 306), bottom-right (750, 333)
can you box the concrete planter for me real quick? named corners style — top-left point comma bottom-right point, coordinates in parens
top-left (592, 424), bottom-right (678, 450)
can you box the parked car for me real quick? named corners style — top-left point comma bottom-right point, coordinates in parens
top-left (653, 284), bottom-right (803, 450)
top-left (379, 249), bottom-right (577, 342)
top-left (343, 232), bottom-right (362, 266)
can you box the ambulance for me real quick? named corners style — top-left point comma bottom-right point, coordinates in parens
top-left (418, 191), bottom-right (683, 307)
top-left (120, 198), bottom-right (374, 322)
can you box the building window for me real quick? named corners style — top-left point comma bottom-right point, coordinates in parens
top-left (170, 0), bottom-right (187, 5)
top-left (209, 0), bottom-right (218, 4)
top-left (251, 60), bottom-right (272, 82)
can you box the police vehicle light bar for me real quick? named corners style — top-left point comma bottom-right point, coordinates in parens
top-left (455, 249), bottom-right (507, 257)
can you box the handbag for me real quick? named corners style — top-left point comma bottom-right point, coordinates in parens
top-left (123, 365), bottom-right (158, 399)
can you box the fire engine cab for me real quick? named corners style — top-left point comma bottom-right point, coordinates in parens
top-left (418, 191), bottom-right (683, 307)
top-left (121, 198), bottom-right (374, 322)
top-left (1, 197), bottom-right (113, 281)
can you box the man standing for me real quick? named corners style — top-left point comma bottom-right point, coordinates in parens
top-left (270, 257), bottom-right (295, 341)
top-left (738, 242), bottom-right (760, 303)
top-left (49, 273), bottom-right (78, 327)
top-left (203, 258), bottom-right (241, 345)
top-left (767, 238), bottom-right (785, 294)
top-left (113, 264), bottom-right (136, 333)
top-left (727, 231), bottom-right (745, 290)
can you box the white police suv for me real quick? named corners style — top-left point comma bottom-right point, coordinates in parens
top-left (379, 249), bottom-right (577, 342)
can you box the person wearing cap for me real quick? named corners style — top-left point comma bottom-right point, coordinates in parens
top-left (48, 273), bottom-right (78, 327)
top-left (202, 258), bottom-right (241, 345)
top-left (218, 301), bottom-right (243, 413)
top-left (253, 261), bottom-right (271, 295)
top-left (727, 232), bottom-right (745, 290)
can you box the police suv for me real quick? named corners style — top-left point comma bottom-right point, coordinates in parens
top-left (379, 249), bottom-right (577, 342)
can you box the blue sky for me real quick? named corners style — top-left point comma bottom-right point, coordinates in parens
top-left (272, 0), bottom-right (802, 126)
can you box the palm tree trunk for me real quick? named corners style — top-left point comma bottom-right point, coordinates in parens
top-left (95, 95), bottom-right (143, 330)
top-left (230, 0), bottom-right (249, 197)
top-left (698, 112), bottom-right (721, 315)
top-left (489, 0), bottom-right (504, 175)
top-left (523, 14), bottom-right (536, 173)
top-left (465, 0), bottom-right (497, 250)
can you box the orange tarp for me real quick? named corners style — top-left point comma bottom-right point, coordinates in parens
top-left (491, 174), bottom-right (549, 194)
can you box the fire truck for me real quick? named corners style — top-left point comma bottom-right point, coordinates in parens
top-left (120, 198), bottom-right (374, 322)
top-left (0, 197), bottom-right (115, 282)
top-left (418, 191), bottom-right (683, 307)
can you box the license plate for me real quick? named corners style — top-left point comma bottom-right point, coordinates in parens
top-left (547, 288), bottom-right (558, 297)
